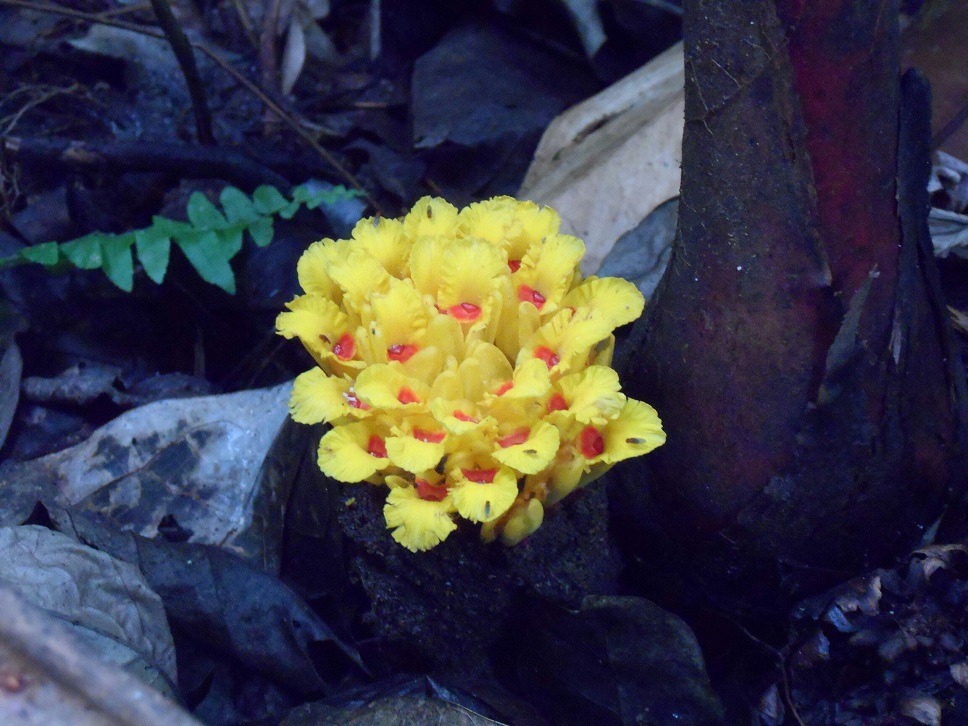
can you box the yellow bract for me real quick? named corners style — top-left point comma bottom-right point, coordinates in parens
top-left (277, 196), bottom-right (665, 552)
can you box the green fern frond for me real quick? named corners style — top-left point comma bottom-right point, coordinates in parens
top-left (0, 183), bottom-right (362, 294)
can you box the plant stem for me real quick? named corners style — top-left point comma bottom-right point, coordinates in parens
top-left (147, 0), bottom-right (215, 146)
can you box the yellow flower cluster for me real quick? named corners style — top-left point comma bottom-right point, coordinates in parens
top-left (276, 196), bottom-right (665, 552)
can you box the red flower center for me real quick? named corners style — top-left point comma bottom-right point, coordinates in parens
top-left (367, 435), bottom-right (387, 458)
top-left (495, 381), bottom-right (514, 396)
top-left (413, 428), bottom-right (445, 444)
top-left (387, 343), bottom-right (418, 362)
top-left (579, 426), bottom-right (605, 458)
top-left (397, 387), bottom-right (421, 404)
top-left (497, 428), bottom-right (530, 448)
top-left (448, 302), bottom-right (481, 321)
top-left (415, 478), bottom-right (448, 501)
top-left (462, 468), bottom-right (498, 484)
top-left (333, 332), bottom-right (355, 360)
top-left (547, 393), bottom-right (568, 412)
top-left (508, 259), bottom-right (521, 273)
top-left (518, 285), bottom-right (546, 309)
top-left (453, 410), bottom-right (479, 423)
top-left (534, 346), bottom-right (560, 369)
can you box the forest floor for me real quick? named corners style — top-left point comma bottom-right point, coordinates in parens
top-left (1, 1), bottom-right (968, 724)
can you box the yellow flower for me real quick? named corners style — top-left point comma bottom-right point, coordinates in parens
top-left (384, 474), bottom-right (457, 552)
top-left (317, 420), bottom-right (392, 482)
top-left (448, 455), bottom-right (519, 523)
top-left (289, 368), bottom-right (365, 424)
top-left (513, 233), bottom-right (585, 316)
top-left (278, 196), bottom-right (665, 551)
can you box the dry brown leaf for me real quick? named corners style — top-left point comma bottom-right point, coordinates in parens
top-left (519, 42), bottom-right (683, 274)
top-left (0, 525), bottom-right (176, 691)
top-left (0, 582), bottom-right (200, 726)
top-left (899, 693), bottom-right (942, 726)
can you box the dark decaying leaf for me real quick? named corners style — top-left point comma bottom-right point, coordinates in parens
top-left (58, 508), bottom-right (363, 698)
top-left (284, 675), bottom-right (548, 726)
top-left (788, 545), bottom-right (968, 724)
top-left (511, 596), bottom-right (724, 726)
top-left (410, 21), bottom-right (599, 202)
top-left (282, 695), bottom-right (504, 726)
top-left (273, 418), bottom-right (349, 605)
top-left (0, 581), bottom-right (200, 726)
top-left (0, 382), bottom-right (291, 560)
top-left (0, 311), bottom-right (22, 451)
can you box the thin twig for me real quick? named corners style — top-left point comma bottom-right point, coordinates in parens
top-left (1, 136), bottom-right (292, 191)
top-left (718, 613), bottom-right (807, 726)
top-left (0, 0), bottom-right (381, 213)
top-left (259, 0), bottom-right (282, 133)
top-left (0, 83), bottom-right (82, 135)
top-left (227, 0), bottom-right (258, 49)
top-left (147, 0), bottom-right (215, 145)
top-left (96, 2), bottom-right (152, 20)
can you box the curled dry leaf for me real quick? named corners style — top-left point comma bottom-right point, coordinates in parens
top-left (0, 525), bottom-right (176, 689)
top-left (899, 693), bottom-right (942, 726)
top-left (0, 582), bottom-right (200, 726)
top-left (519, 42), bottom-right (683, 274)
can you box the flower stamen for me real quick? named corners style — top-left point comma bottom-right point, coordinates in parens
top-left (448, 302), bottom-right (482, 321)
top-left (414, 428), bottom-right (445, 444)
top-left (534, 346), bottom-right (560, 369)
top-left (398, 387), bottom-right (421, 404)
top-left (579, 426), bottom-right (605, 458)
top-left (462, 468), bottom-right (498, 484)
top-left (333, 332), bottom-right (356, 360)
top-left (387, 343), bottom-right (418, 362)
top-left (518, 285), bottom-right (546, 309)
top-left (367, 435), bottom-right (388, 458)
top-left (498, 428), bottom-right (530, 448)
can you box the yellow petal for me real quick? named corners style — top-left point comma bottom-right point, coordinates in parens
top-left (492, 420), bottom-right (560, 474)
top-left (424, 314), bottom-right (465, 363)
top-left (328, 247), bottom-right (392, 312)
top-left (386, 435), bottom-right (446, 473)
top-left (317, 422), bottom-right (390, 482)
top-left (601, 398), bottom-right (666, 464)
top-left (430, 398), bottom-right (495, 436)
top-left (350, 216), bottom-right (410, 277)
top-left (461, 341), bottom-right (513, 399)
top-left (370, 279), bottom-right (428, 352)
top-left (429, 368), bottom-right (462, 401)
top-left (403, 196), bottom-right (459, 240)
top-left (518, 309), bottom-right (611, 376)
top-left (456, 196), bottom-right (519, 247)
top-left (495, 357), bottom-right (551, 400)
top-left (289, 368), bottom-right (359, 424)
top-left (515, 234), bottom-right (585, 312)
top-left (500, 498), bottom-right (544, 546)
top-left (544, 452), bottom-right (586, 506)
top-left (408, 236), bottom-right (449, 298)
top-left (275, 294), bottom-right (347, 344)
top-left (276, 295), bottom-right (364, 372)
top-left (437, 238), bottom-right (506, 311)
top-left (564, 276), bottom-right (645, 329)
top-left (556, 366), bottom-right (625, 423)
top-left (354, 364), bottom-right (431, 410)
top-left (511, 201), bottom-right (560, 256)
top-left (384, 485), bottom-right (457, 552)
top-left (450, 465), bottom-right (519, 522)
top-left (296, 239), bottom-right (341, 299)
